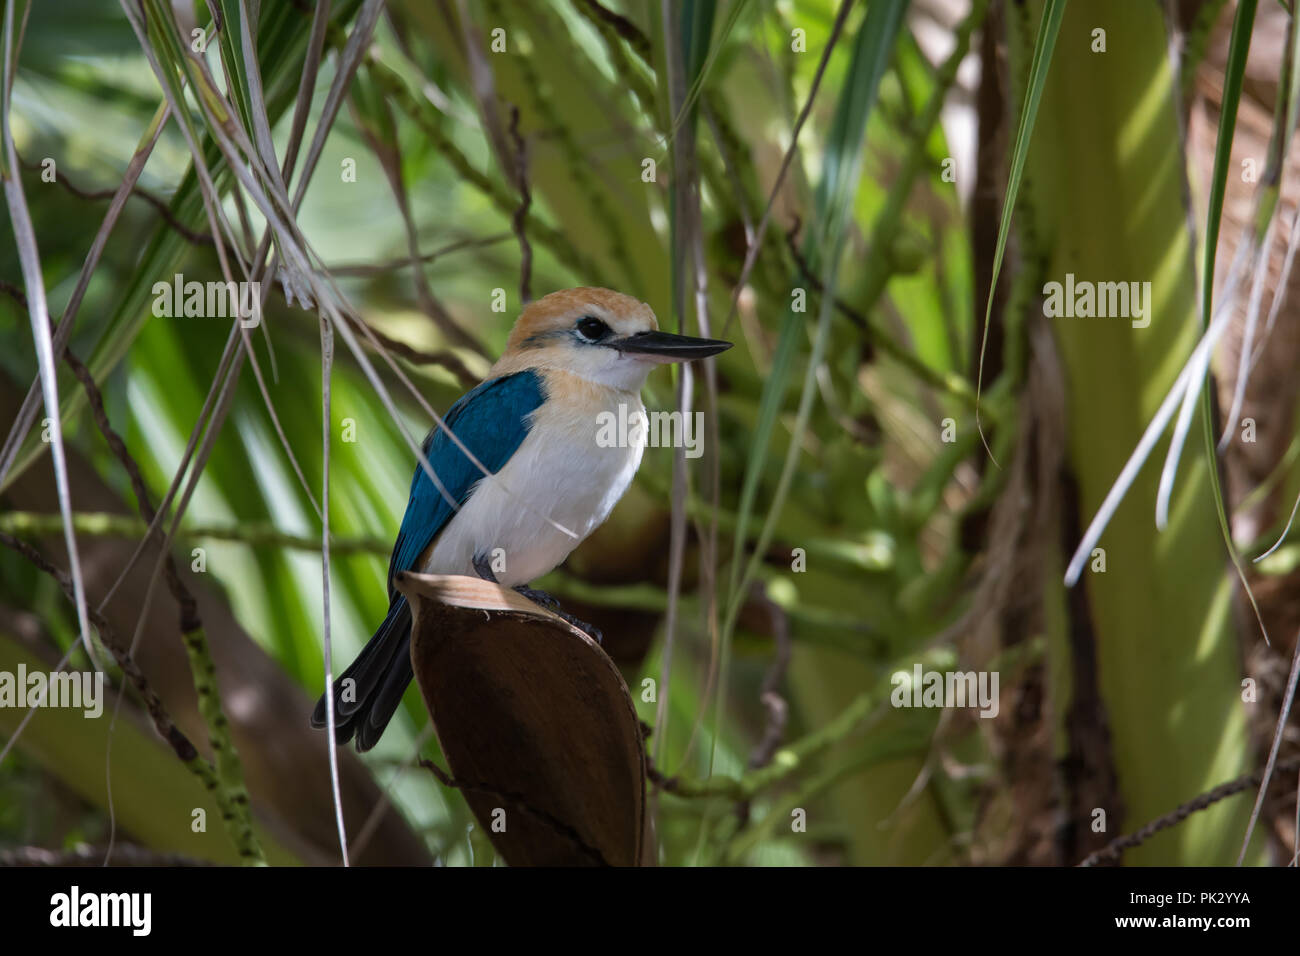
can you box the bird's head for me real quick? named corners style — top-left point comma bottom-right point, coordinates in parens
top-left (492, 287), bottom-right (732, 391)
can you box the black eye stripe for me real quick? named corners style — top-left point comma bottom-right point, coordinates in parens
top-left (576, 315), bottom-right (611, 341)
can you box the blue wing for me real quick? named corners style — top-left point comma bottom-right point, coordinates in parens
top-left (385, 369), bottom-right (545, 597)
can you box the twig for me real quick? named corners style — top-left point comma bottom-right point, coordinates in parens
top-left (0, 99), bottom-right (171, 494)
top-left (325, 231), bottom-right (512, 276)
top-left (0, 277), bottom-right (27, 308)
top-left (573, 0), bottom-right (651, 61)
top-left (319, 297), bottom-right (347, 864)
top-left (0, 844), bottom-right (216, 867)
top-left (0, 510), bottom-right (390, 555)
top-left (785, 229), bottom-right (978, 406)
top-left (1079, 756), bottom-right (1300, 867)
top-left (718, 0), bottom-right (855, 342)
top-left (572, 0), bottom-right (657, 122)
top-left (349, 84), bottom-right (489, 359)
top-left (0, 532), bottom-right (207, 772)
top-left (351, 311), bottom-right (479, 388)
top-left (5, 246), bottom-right (477, 399)
top-left (650, 654), bottom-right (940, 803)
top-left (748, 584), bottom-right (792, 771)
top-left (359, 55), bottom-right (603, 282)
top-left (702, 101), bottom-right (754, 246)
top-left (507, 105), bottom-right (533, 305)
top-left (31, 289), bottom-right (264, 864)
top-left (646, 760), bottom-right (744, 801)
top-left (16, 150), bottom-right (216, 245)
top-left (3, 0), bottom-right (97, 706)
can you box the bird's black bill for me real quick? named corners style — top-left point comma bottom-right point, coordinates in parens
top-left (611, 330), bottom-right (733, 361)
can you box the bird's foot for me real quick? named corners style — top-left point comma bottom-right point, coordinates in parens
top-left (514, 585), bottom-right (603, 645)
top-left (473, 552), bottom-right (498, 584)
top-left (513, 585), bottom-right (559, 610)
top-left (559, 611), bottom-right (604, 646)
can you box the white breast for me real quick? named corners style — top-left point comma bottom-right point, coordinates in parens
top-left (419, 390), bottom-right (646, 587)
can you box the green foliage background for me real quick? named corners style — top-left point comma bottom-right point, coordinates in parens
top-left (0, 0), bottom-right (1294, 866)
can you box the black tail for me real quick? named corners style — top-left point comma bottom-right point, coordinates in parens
top-left (311, 597), bottom-right (414, 751)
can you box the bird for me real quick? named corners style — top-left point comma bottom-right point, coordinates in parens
top-left (312, 287), bottom-right (731, 751)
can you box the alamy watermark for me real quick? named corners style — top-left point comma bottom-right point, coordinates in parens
top-left (1042, 273), bottom-right (1152, 328)
top-left (0, 665), bottom-right (103, 718)
top-left (151, 273), bottom-right (261, 328)
top-left (50, 886), bottom-right (151, 936)
top-left (890, 664), bottom-right (999, 718)
top-left (596, 403), bottom-right (705, 459)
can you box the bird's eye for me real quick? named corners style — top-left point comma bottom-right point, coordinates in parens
top-left (576, 316), bottom-right (610, 341)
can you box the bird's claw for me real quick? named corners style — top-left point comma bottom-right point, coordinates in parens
top-left (566, 615), bottom-right (603, 645)
top-left (473, 553), bottom-right (498, 583)
top-left (514, 585), bottom-right (602, 644)
top-left (513, 585), bottom-right (559, 610)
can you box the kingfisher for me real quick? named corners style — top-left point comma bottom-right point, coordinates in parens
top-left (312, 287), bottom-right (731, 750)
